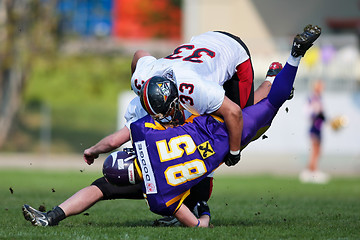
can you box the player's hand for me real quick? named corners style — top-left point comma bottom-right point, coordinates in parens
top-left (224, 151), bottom-right (241, 166)
top-left (83, 149), bottom-right (99, 165)
top-left (195, 201), bottom-right (211, 219)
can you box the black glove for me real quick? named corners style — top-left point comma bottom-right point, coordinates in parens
top-left (195, 201), bottom-right (211, 219)
top-left (224, 151), bottom-right (241, 166)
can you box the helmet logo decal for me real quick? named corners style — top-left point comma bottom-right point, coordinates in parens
top-left (110, 152), bottom-right (118, 167)
top-left (117, 159), bottom-right (125, 170)
top-left (157, 81), bottom-right (171, 102)
top-left (103, 151), bottom-right (137, 186)
top-left (162, 69), bottom-right (175, 81)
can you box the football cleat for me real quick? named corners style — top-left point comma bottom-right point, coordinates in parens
top-left (265, 62), bottom-right (283, 84)
top-left (291, 24), bottom-right (321, 57)
top-left (266, 62), bottom-right (283, 78)
top-left (153, 215), bottom-right (182, 227)
top-left (22, 204), bottom-right (53, 226)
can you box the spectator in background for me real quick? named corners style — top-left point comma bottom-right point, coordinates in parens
top-left (300, 79), bottom-right (329, 184)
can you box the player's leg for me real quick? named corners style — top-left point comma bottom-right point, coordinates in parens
top-left (268, 24), bottom-right (321, 109)
top-left (153, 177), bottom-right (213, 226)
top-left (241, 61), bottom-right (302, 147)
top-left (241, 58), bottom-right (308, 148)
top-left (22, 185), bottom-right (101, 227)
top-left (241, 25), bottom-right (321, 148)
top-left (240, 63), bottom-right (299, 150)
top-left (183, 177), bottom-right (213, 212)
top-left (267, 62), bottom-right (298, 108)
top-left (309, 134), bottom-right (321, 171)
top-left (22, 177), bottom-right (143, 226)
top-left (58, 185), bottom-right (103, 218)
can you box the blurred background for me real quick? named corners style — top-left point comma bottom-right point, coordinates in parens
top-left (0, 0), bottom-right (359, 176)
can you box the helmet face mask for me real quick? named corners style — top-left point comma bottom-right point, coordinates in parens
top-left (140, 76), bottom-right (184, 125)
top-left (152, 98), bottom-right (183, 124)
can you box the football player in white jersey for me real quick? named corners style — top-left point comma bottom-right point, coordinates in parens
top-left (131, 31), bottom-right (257, 167)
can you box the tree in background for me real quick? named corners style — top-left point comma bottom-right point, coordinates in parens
top-left (0, 0), bottom-right (58, 148)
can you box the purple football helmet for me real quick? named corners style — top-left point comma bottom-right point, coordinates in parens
top-left (102, 150), bottom-right (140, 186)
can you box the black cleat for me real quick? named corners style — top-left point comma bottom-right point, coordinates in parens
top-left (22, 204), bottom-right (53, 226)
top-left (291, 24), bottom-right (321, 57)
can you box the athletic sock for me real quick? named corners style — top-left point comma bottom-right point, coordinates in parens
top-left (287, 55), bottom-right (301, 67)
top-left (47, 206), bottom-right (66, 225)
top-left (265, 76), bottom-right (276, 84)
top-left (268, 62), bottom-right (298, 109)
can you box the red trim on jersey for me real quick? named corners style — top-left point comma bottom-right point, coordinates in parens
top-left (142, 81), bottom-right (156, 115)
top-left (208, 177), bottom-right (214, 199)
top-left (236, 59), bottom-right (254, 109)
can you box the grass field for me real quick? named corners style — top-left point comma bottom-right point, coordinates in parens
top-left (1, 169), bottom-right (359, 240)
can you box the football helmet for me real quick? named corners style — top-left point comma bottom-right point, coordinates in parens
top-left (140, 76), bottom-right (183, 124)
top-left (102, 150), bottom-right (141, 186)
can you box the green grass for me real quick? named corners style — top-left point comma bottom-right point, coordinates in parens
top-left (1, 170), bottom-right (359, 239)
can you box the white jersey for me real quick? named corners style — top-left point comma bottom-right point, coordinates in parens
top-left (124, 97), bottom-right (148, 129)
top-left (131, 31), bottom-right (250, 115)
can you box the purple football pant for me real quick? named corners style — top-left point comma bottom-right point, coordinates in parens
top-left (241, 63), bottom-right (298, 147)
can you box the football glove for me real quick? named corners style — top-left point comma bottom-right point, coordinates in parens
top-left (224, 151), bottom-right (241, 166)
top-left (195, 201), bottom-right (211, 219)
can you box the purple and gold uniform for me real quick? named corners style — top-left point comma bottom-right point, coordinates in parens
top-left (131, 114), bottom-right (228, 216)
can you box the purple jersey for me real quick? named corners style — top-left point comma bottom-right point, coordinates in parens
top-left (130, 98), bottom-right (278, 216)
top-left (131, 114), bottom-right (228, 216)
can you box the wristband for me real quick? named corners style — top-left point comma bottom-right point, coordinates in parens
top-left (230, 150), bottom-right (240, 155)
top-left (201, 211), bottom-right (211, 220)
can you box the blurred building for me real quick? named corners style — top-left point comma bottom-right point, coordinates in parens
top-left (56, 0), bottom-right (181, 40)
top-left (182, 0), bottom-right (360, 92)
top-left (57, 0), bottom-right (113, 37)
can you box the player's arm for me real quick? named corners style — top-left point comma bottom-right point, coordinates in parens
top-left (83, 127), bottom-right (130, 165)
top-left (131, 50), bottom-right (151, 74)
top-left (174, 204), bottom-right (210, 227)
top-left (84, 96), bottom-right (147, 165)
top-left (213, 96), bottom-right (243, 166)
